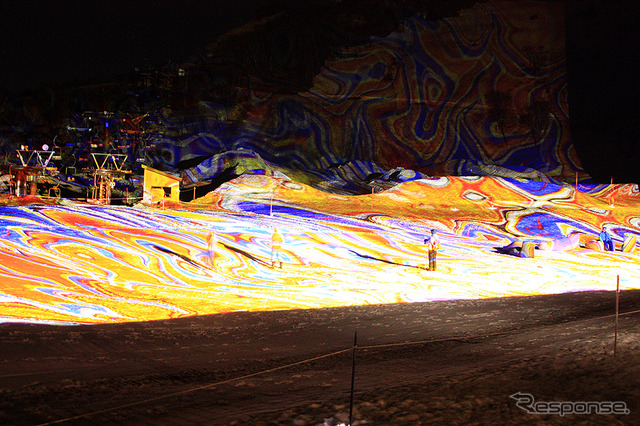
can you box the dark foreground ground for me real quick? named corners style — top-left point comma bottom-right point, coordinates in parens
top-left (1, 290), bottom-right (639, 425)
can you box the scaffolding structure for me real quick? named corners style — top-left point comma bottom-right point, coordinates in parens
top-left (88, 153), bottom-right (131, 204)
top-left (0, 150), bottom-right (58, 197)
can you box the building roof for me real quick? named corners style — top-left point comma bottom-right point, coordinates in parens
top-left (142, 165), bottom-right (181, 182)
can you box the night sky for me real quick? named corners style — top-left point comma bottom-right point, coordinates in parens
top-left (0, 1), bottom-right (270, 92)
top-left (564, 0), bottom-right (639, 183)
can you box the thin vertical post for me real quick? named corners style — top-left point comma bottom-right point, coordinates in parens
top-left (575, 172), bottom-right (578, 193)
top-left (349, 331), bottom-right (357, 426)
top-left (614, 275), bottom-right (620, 357)
top-left (208, 232), bottom-right (216, 268)
top-left (611, 176), bottom-right (615, 207)
top-left (270, 180), bottom-right (276, 217)
top-left (609, 176), bottom-right (615, 208)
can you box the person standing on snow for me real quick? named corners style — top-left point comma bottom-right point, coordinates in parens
top-left (424, 229), bottom-right (440, 271)
top-left (599, 226), bottom-right (614, 251)
top-left (271, 228), bottom-right (284, 268)
top-left (207, 232), bottom-right (218, 267)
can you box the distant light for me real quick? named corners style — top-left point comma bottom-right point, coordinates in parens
top-left (42, 144), bottom-right (49, 151)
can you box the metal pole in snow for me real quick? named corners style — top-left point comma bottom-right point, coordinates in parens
top-left (614, 275), bottom-right (620, 357)
top-left (349, 331), bottom-right (357, 426)
top-left (610, 176), bottom-right (615, 208)
top-left (270, 180), bottom-right (276, 216)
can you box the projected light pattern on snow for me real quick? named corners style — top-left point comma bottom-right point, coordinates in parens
top-left (1, 175), bottom-right (639, 324)
top-left (157, 1), bottom-right (578, 190)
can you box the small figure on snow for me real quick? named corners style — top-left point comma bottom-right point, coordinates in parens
top-left (271, 227), bottom-right (284, 268)
top-left (207, 232), bottom-right (218, 267)
top-left (424, 229), bottom-right (440, 271)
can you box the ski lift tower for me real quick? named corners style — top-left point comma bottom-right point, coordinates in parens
top-left (88, 153), bottom-right (131, 204)
top-left (3, 149), bottom-right (57, 196)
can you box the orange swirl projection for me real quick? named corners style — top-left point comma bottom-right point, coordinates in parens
top-left (1, 175), bottom-right (640, 324)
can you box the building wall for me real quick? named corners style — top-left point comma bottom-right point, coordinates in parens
top-left (143, 166), bottom-right (180, 204)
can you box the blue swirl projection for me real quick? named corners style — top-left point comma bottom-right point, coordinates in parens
top-left (146, 1), bottom-right (581, 192)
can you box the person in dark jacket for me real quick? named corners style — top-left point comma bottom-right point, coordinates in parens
top-left (599, 226), bottom-right (614, 251)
